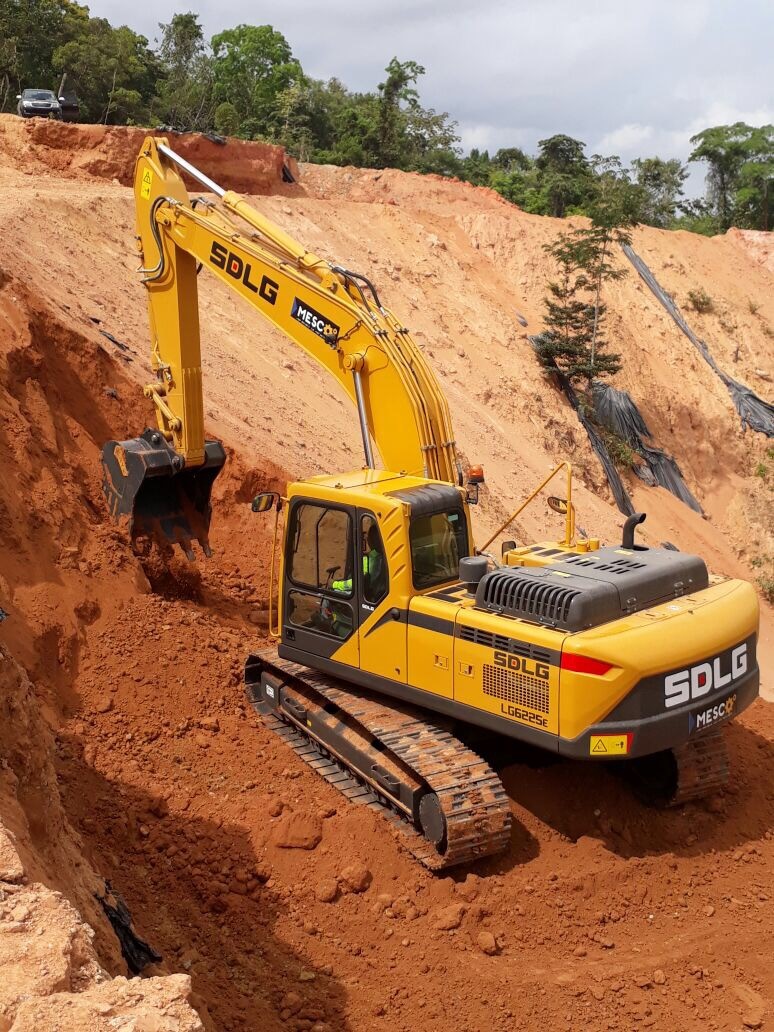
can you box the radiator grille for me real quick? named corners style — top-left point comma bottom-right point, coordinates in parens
top-left (478, 569), bottom-right (580, 627)
top-left (482, 663), bottom-right (550, 714)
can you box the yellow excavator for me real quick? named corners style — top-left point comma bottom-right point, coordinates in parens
top-left (102, 138), bottom-right (760, 868)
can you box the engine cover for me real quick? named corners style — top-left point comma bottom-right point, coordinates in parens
top-left (475, 547), bottom-right (709, 632)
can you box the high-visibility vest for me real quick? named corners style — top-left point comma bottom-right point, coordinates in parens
top-left (331, 550), bottom-right (380, 594)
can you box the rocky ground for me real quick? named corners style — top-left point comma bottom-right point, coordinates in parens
top-left (0, 116), bottom-right (772, 1031)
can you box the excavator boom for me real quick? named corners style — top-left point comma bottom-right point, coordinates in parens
top-left (102, 138), bottom-right (461, 556)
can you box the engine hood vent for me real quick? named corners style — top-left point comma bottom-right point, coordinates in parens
top-left (475, 546), bottom-right (709, 632)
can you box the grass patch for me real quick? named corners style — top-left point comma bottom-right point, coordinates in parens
top-left (686, 287), bottom-right (714, 314)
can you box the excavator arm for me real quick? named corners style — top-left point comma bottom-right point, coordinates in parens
top-left (102, 137), bottom-right (461, 557)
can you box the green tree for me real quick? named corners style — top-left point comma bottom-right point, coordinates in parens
top-left (676, 196), bottom-right (719, 237)
top-left (460, 148), bottom-right (491, 186)
top-left (535, 233), bottom-right (596, 379)
top-left (579, 156), bottom-right (639, 373)
top-left (535, 134), bottom-right (590, 217)
top-left (486, 149), bottom-right (542, 210)
top-left (274, 80), bottom-right (314, 158)
top-left (375, 57), bottom-right (423, 168)
top-left (155, 12), bottom-right (215, 130)
top-left (733, 125), bottom-right (773, 231)
top-left (688, 123), bottom-right (748, 231)
top-left (537, 195), bottom-right (628, 390)
top-left (302, 77), bottom-right (381, 166)
top-left (403, 100), bottom-right (460, 174)
top-left (304, 77), bottom-right (372, 164)
top-left (0, 0), bottom-right (87, 108)
top-left (53, 17), bottom-right (158, 123)
top-left (211, 23), bottom-right (303, 138)
top-left (631, 156), bottom-right (688, 227)
top-left (213, 100), bottom-right (239, 136)
top-left (492, 146), bottom-right (531, 174)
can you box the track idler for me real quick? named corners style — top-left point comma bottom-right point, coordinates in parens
top-left (101, 428), bottom-right (226, 559)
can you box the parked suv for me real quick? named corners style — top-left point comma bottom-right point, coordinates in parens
top-left (17, 89), bottom-right (62, 119)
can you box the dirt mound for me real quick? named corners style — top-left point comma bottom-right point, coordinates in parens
top-left (300, 162), bottom-right (510, 212)
top-left (0, 126), bottom-right (772, 1031)
top-left (0, 115), bottom-right (295, 193)
top-left (727, 228), bottom-right (774, 273)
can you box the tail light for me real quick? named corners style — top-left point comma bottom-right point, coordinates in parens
top-left (560, 653), bottom-right (614, 676)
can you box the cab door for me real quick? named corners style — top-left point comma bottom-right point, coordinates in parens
top-left (282, 498), bottom-right (359, 664)
top-left (357, 509), bottom-right (408, 684)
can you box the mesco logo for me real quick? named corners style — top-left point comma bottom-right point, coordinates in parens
top-left (291, 297), bottom-right (340, 344)
top-left (690, 693), bottom-right (736, 733)
top-left (493, 651), bottom-right (550, 681)
top-left (664, 644), bottom-right (747, 709)
top-left (209, 242), bottom-right (279, 303)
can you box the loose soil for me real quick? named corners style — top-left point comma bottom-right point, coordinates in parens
top-left (0, 117), bottom-right (772, 1031)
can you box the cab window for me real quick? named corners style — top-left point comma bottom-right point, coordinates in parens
top-left (361, 514), bottom-right (388, 605)
top-left (409, 509), bottom-right (469, 589)
top-left (287, 589), bottom-right (354, 640)
top-left (287, 503), bottom-right (353, 595)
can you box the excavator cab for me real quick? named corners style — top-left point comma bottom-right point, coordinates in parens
top-left (101, 429), bottom-right (225, 559)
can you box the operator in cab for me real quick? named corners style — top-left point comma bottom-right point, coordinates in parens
top-left (328, 520), bottom-right (386, 637)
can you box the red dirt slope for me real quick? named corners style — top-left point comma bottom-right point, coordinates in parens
top-left (0, 114), bottom-right (296, 193)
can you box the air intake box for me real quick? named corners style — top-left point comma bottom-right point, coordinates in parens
top-left (475, 547), bottom-right (709, 632)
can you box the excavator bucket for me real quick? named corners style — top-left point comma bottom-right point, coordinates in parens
top-left (101, 429), bottom-right (226, 559)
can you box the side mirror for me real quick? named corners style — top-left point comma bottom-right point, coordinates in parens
top-left (251, 491), bottom-right (280, 513)
top-left (547, 495), bottom-right (568, 514)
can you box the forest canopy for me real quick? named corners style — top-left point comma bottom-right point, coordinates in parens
top-left (0, 1), bottom-right (770, 234)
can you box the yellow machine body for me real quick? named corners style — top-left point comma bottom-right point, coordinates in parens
top-left (274, 471), bottom-right (759, 760)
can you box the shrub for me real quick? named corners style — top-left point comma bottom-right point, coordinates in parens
top-left (686, 287), bottom-right (714, 314)
top-left (601, 429), bottom-right (638, 470)
top-left (757, 574), bottom-right (774, 604)
top-left (214, 101), bottom-right (240, 137)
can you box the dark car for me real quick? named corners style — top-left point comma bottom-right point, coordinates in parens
top-left (17, 89), bottom-right (62, 119)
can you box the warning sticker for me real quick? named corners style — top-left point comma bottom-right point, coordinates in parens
top-left (140, 168), bottom-right (153, 199)
top-left (589, 733), bottom-right (632, 756)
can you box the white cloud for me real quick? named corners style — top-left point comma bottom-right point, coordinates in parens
top-left (595, 124), bottom-right (656, 155)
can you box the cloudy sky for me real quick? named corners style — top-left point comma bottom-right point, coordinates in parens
top-left (88, 0), bottom-right (772, 191)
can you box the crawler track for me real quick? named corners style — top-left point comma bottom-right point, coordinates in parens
top-left (623, 726), bottom-right (730, 807)
top-left (670, 726), bottom-right (730, 805)
top-left (245, 649), bottom-right (512, 870)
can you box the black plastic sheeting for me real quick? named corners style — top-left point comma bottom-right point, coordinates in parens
top-left (622, 243), bottom-right (774, 438)
top-left (592, 381), bottom-right (704, 514)
top-left (97, 881), bottom-right (162, 975)
top-left (529, 337), bottom-right (635, 516)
